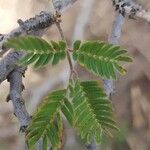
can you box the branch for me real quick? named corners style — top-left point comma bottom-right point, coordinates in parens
top-left (104, 13), bottom-right (125, 97)
top-left (0, 51), bottom-right (24, 84)
top-left (0, 11), bottom-right (54, 56)
top-left (105, 0), bottom-right (148, 97)
top-left (109, 14), bottom-right (125, 45)
top-left (0, 0), bottom-right (77, 55)
top-left (103, 0), bottom-right (150, 98)
top-left (112, 0), bottom-right (150, 22)
top-left (7, 66), bottom-right (44, 149)
top-left (7, 66), bottom-right (31, 130)
top-left (0, 0), bottom-right (78, 84)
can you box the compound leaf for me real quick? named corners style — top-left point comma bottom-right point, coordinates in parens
top-left (73, 41), bottom-right (132, 79)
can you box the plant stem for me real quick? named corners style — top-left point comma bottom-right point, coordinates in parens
top-left (66, 51), bottom-right (73, 71)
top-left (55, 21), bottom-right (74, 72)
top-left (55, 22), bottom-right (65, 40)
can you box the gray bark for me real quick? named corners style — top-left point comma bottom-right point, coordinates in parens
top-left (8, 66), bottom-right (31, 130)
top-left (104, 13), bottom-right (125, 97)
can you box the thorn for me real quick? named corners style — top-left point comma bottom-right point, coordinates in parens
top-left (115, 4), bottom-right (119, 10)
top-left (17, 19), bottom-right (24, 26)
top-left (6, 94), bottom-right (11, 102)
top-left (13, 113), bottom-right (17, 117)
top-left (7, 75), bottom-right (11, 82)
top-left (0, 34), bottom-right (4, 41)
top-left (121, 10), bottom-right (126, 17)
top-left (115, 6), bottom-right (119, 11)
top-left (20, 125), bottom-right (28, 132)
top-left (20, 99), bottom-right (25, 105)
top-left (21, 84), bottom-right (25, 91)
top-left (121, 3), bottom-right (127, 8)
top-left (119, 10), bottom-right (122, 14)
top-left (22, 73), bottom-right (25, 77)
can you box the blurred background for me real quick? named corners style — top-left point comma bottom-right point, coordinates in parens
top-left (0, 0), bottom-right (150, 149)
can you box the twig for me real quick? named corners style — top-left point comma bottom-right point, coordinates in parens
top-left (7, 66), bottom-right (31, 131)
top-left (104, 13), bottom-right (125, 97)
top-left (104, 0), bottom-right (144, 97)
top-left (0, 0), bottom-right (78, 56)
top-left (0, 12), bottom-right (54, 56)
top-left (55, 20), bottom-right (74, 74)
top-left (112, 0), bottom-right (150, 22)
top-left (7, 66), bottom-right (44, 149)
top-left (0, 0), bottom-right (78, 85)
top-left (109, 14), bottom-right (125, 45)
top-left (0, 51), bottom-right (24, 84)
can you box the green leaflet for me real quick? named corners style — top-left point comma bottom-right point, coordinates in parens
top-left (73, 41), bottom-right (132, 79)
top-left (26, 89), bottom-right (74, 150)
top-left (5, 36), bottom-right (53, 52)
top-left (5, 36), bottom-right (67, 68)
top-left (69, 79), bottom-right (118, 144)
top-left (26, 90), bottom-right (66, 150)
top-left (46, 113), bottom-right (63, 150)
top-left (73, 40), bottom-right (81, 51)
top-left (42, 135), bottom-right (48, 150)
top-left (61, 98), bottom-right (74, 125)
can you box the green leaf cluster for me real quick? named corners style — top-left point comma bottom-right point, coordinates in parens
top-left (73, 41), bottom-right (132, 79)
top-left (4, 36), bottom-right (132, 149)
top-left (70, 80), bottom-right (118, 144)
top-left (5, 36), bottom-right (132, 79)
top-left (26, 90), bottom-right (72, 150)
top-left (5, 36), bottom-right (66, 68)
top-left (26, 80), bottom-right (118, 149)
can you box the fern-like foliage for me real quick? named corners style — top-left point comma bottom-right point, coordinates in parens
top-left (26, 90), bottom-right (71, 150)
top-left (69, 79), bottom-right (118, 144)
top-left (5, 36), bottom-right (67, 68)
top-left (26, 79), bottom-right (118, 149)
top-left (61, 97), bottom-right (74, 125)
top-left (4, 36), bottom-right (130, 148)
top-left (73, 41), bottom-right (132, 79)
